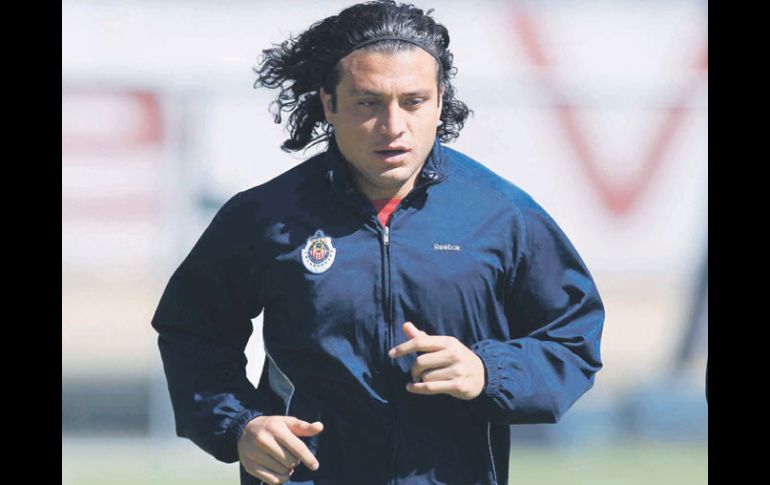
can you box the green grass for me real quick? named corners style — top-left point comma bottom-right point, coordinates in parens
top-left (507, 443), bottom-right (707, 485)
top-left (62, 438), bottom-right (706, 484)
top-left (63, 438), bottom-right (238, 485)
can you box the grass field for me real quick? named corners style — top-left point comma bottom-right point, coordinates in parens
top-left (62, 437), bottom-right (707, 484)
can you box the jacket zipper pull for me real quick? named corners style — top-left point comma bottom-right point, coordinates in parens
top-left (383, 226), bottom-right (390, 245)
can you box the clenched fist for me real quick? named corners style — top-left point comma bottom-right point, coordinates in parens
top-left (237, 415), bottom-right (324, 485)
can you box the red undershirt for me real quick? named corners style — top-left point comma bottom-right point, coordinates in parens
top-left (371, 197), bottom-right (403, 227)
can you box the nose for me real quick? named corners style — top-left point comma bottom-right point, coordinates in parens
top-left (377, 101), bottom-right (407, 138)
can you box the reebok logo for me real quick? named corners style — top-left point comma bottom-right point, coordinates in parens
top-left (434, 243), bottom-right (461, 251)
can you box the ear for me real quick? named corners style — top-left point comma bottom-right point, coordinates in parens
top-left (319, 87), bottom-right (335, 125)
top-left (437, 82), bottom-right (445, 112)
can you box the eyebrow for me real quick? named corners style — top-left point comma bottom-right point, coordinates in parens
top-left (348, 89), bottom-right (433, 97)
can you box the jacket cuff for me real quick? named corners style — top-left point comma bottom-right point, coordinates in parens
top-left (464, 341), bottom-right (502, 420)
top-left (225, 408), bottom-right (264, 461)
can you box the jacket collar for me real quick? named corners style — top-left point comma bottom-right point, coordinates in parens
top-left (324, 134), bottom-right (447, 212)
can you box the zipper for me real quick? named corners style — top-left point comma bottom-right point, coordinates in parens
top-left (384, 225), bottom-right (391, 327)
top-left (379, 221), bottom-right (399, 484)
top-left (381, 224), bottom-right (392, 329)
top-left (331, 168), bottom-right (444, 485)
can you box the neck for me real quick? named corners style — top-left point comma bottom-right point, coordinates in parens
top-left (352, 166), bottom-right (422, 201)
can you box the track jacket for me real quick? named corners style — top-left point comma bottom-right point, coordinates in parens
top-left (151, 135), bottom-right (605, 485)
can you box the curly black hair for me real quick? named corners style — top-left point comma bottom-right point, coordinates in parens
top-left (253, 0), bottom-right (472, 153)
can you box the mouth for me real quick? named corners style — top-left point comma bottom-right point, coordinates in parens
top-left (374, 148), bottom-right (411, 163)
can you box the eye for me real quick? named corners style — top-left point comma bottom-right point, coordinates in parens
top-left (406, 98), bottom-right (425, 107)
top-left (358, 99), bottom-right (378, 107)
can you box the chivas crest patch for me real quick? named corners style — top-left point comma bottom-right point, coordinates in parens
top-left (301, 230), bottom-right (337, 274)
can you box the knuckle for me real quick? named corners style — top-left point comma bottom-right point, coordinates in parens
top-left (255, 430), bottom-right (271, 447)
top-left (283, 454), bottom-right (298, 467)
top-left (455, 380), bottom-right (467, 393)
top-left (272, 460), bottom-right (290, 473)
top-left (264, 421), bottom-right (279, 433)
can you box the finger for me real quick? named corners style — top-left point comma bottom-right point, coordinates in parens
top-left (285, 418), bottom-right (324, 437)
top-left (419, 366), bottom-right (458, 382)
top-left (389, 335), bottom-right (448, 358)
top-left (275, 424), bottom-right (321, 471)
top-left (402, 321), bottom-right (428, 339)
top-left (246, 462), bottom-right (291, 485)
top-left (253, 449), bottom-right (296, 475)
top-left (410, 350), bottom-right (454, 382)
top-left (405, 379), bottom-right (455, 395)
top-left (249, 426), bottom-right (302, 469)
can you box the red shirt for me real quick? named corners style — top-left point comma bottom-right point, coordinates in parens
top-left (371, 197), bottom-right (403, 227)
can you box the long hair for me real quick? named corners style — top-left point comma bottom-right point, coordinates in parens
top-left (253, 0), bottom-right (472, 153)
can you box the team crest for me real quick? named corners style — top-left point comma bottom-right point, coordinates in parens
top-left (301, 230), bottom-right (337, 274)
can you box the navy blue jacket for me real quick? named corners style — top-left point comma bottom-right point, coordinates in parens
top-left (151, 135), bottom-right (604, 485)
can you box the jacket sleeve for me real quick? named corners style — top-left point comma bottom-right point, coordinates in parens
top-left (151, 192), bottom-right (273, 463)
top-left (464, 195), bottom-right (604, 425)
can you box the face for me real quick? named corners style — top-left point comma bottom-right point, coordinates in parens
top-left (320, 48), bottom-right (444, 201)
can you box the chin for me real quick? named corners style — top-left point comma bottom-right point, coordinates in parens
top-left (364, 169), bottom-right (409, 187)
top-left (379, 164), bottom-right (415, 179)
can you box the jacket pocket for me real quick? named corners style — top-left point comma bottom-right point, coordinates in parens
top-left (398, 394), bottom-right (498, 484)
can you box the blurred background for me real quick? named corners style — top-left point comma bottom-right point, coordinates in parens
top-left (62, 0), bottom-right (707, 483)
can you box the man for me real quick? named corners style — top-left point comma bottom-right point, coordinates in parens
top-left (151, 1), bottom-right (605, 484)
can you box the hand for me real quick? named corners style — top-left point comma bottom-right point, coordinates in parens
top-left (237, 415), bottom-right (324, 485)
top-left (388, 321), bottom-right (486, 400)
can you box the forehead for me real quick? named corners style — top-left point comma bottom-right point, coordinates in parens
top-left (336, 48), bottom-right (438, 94)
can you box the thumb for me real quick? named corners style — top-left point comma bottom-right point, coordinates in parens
top-left (402, 321), bottom-right (427, 339)
top-left (285, 417), bottom-right (324, 437)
